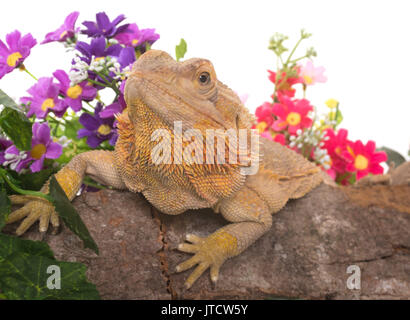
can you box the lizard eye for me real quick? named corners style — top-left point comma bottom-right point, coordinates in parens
top-left (198, 72), bottom-right (210, 85)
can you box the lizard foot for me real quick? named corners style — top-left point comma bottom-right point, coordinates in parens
top-left (176, 230), bottom-right (237, 289)
top-left (7, 195), bottom-right (59, 236)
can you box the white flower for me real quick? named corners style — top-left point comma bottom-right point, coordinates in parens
top-left (56, 136), bottom-right (72, 148)
top-left (108, 39), bottom-right (119, 45)
top-left (3, 150), bottom-right (28, 171)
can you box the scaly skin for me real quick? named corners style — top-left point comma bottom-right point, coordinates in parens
top-left (8, 50), bottom-right (322, 289)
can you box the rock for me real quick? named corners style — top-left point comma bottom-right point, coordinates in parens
top-left (10, 183), bottom-right (410, 299)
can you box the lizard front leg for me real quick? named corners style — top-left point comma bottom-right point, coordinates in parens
top-left (7, 150), bottom-right (126, 235)
top-left (176, 186), bottom-right (272, 289)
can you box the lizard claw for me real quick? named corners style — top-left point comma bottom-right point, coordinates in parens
top-left (176, 231), bottom-right (236, 289)
top-left (7, 195), bottom-right (59, 236)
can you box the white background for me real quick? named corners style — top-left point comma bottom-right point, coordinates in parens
top-left (1, 0), bottom-right (409, 159)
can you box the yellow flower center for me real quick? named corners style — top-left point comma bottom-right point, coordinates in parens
top-left (325, 98), bottom-right (339, 109)
top-left (303, 75), bottom-right (313, 85)
top-left (132, 39), bottom-right (139, 46)
top-left (286, 112), bottom-right (301, 126)
top-left (67, 85), bottom-right (83, 99)
top-left (256, 121), bottom-right (267, 133)
top-left (335, 146), bottom-right (342, 155)
top-left (94, 56), bottom-right (104, 62)
top-left (60, 30), bottom-right (68, 39)
top-left (354, 154), bottom-right (369, 170)
top-left (41, 98), bottom-right (55, 111)
top-left (97, 124), bottom-right (111, 135)
top-left (7, 52), bottom-right (23, 67)
top-left (31, 144), bottom-right (47, 160)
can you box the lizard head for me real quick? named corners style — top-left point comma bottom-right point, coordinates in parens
top-left (124, 49), bottom-right (249, 132)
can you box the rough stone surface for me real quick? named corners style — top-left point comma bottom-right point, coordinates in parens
top-left (8, 183), bottom-right (410, 300)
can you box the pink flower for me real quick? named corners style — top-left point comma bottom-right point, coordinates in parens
top-left (21, 77), bottom-right (67, 119)
top-left (238, 93), bottom-right (248, 105)
top-left (41, 11), bottom-right (80, 44)
top-left (299, 60), bottom-right (327, 86)
top-left (114, 23), bottom-right (159, 51)
top-left (260, 131), bottom-right (273, 141)
top-left (271, 94), bottom-right (313, 134)
top-left (0, 30), bottom-right (37, 79)
top-left (29, 122), bottom-right (63, 172)
top-left (53, 69), bottom-right (97, 112)
top-left (3, 123), bottom-right (62, 173)
top-left (260, 131), bottom-right (286, 145)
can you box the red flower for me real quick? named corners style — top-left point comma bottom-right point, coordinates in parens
top-left (254, 102), bottom-right (274, 133)
top-left (271, 94), bottom-right (313, 134)
top-left (268, 69), bottom-right (302, 97)
top-left (343, 140), bottom-right (387, 180)
top-left (255, 102), bottom-right (274, 126)
top-left (260, 131), bottom-right (286, 146)
top-left (323, 128), bottom-right (350, 173)
top-left (273, 133), bottom-right (286, 145)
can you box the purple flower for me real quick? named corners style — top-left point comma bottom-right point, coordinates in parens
top-left (118, 47), bottom-right (136, 70)
top-left (0, 30), bottom-right (37, 79)
top-left (0, 138), bottom-right (13, 164)
top-left (119, 79), bottom-right (126, 94)
top-left (99, 101), bottom-right (125, 119)
top-left (41, 11), bottom-right (80, 44)
top-left (2, 145), bottom-right (31, 172)
top-left (78, 104), bottom-right (117, 148)
top-left (53, 69), bottom-right (97, 111)
top-left (115, 23), bottom-right (159, 51)
top-left (22, 77), bottom-right (67, 119)
top-left (75, 36), bottom-right (122, 64)
top-left (29, 122), bottom-right (63, 172)
top-left (81, 12), bottom-right (129, 38)
top-left (1, 123), bottom-right (62, 173)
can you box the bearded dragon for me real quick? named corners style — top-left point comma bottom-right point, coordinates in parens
top-left (7, 50), bottom-right (322, 289)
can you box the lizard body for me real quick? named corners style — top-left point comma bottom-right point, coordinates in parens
top-left (7, 50), bottom-right (322, 288)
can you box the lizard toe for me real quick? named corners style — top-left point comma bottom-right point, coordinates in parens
top-left (184, 262), bottom-right (210, 289)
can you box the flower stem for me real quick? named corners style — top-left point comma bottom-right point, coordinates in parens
top-left (0, 170), bottom-right (52, 202)
top-left (83, 179), bottom-right (107, 190)
top-left (285, 36), bottom-right (304, 66)
top-left (47, 114), bottom-right (64, 125)
top-left (21, 65), bottom-right (38, 81)
top-left (87, 78), bottom-right (108, 87)
top-left (94, 71), bottom-right (121, 95)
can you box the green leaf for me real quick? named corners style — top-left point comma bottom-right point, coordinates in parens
top-left (0, 234), bottom-right (100, 300)
top-left (0, 189), bottom-right (11, 231)
top-left (9, 167), bottom-right (54, 191)
top-left (175, 38), bottom-right (187, 61)
top-left (48, 176), bottom-right (99, 255)
top-left (0, 233), bottom-right (54, 260)
top-left (64, 117), bottom-right (82, 140)
top-left (335, 109), bottom-right (343, 125)
top-left (378, 147), bottom-right (406, 167)
top-left (0, 101), bottom-right (32, 151)
top-left (0, 253), bottom-right (99, 300)
top-left (0, 89), bottom-right (21, 112)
